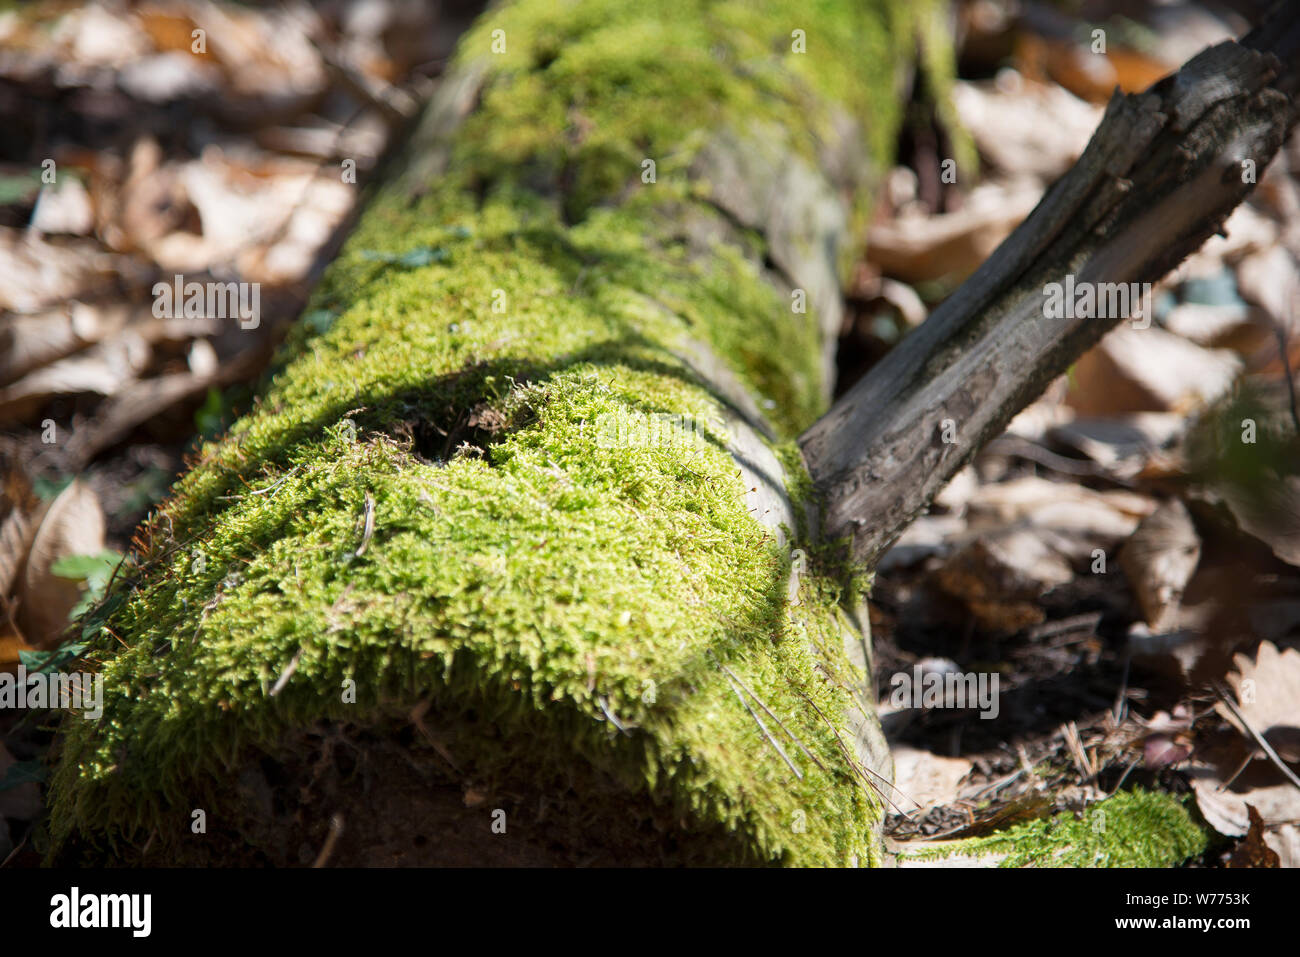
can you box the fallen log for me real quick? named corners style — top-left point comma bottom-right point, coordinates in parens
top-left (48, 0), bottom-right (945, 866)
top-left (45, 0), bottom-right (1299, 866)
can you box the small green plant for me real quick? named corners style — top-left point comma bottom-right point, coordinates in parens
top-left (50, 551), bottom-right (124, 621)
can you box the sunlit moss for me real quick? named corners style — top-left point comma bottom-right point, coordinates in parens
top-left (897, 790), bottom-right (1209, 868)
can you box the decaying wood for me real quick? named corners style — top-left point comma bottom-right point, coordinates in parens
top-left (801, 4), bottom-right (1300, 568)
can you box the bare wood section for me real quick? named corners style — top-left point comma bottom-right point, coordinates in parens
top-left (801, 7), bottom-right (1300, 568)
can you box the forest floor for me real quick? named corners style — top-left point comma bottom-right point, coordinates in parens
top-left (1, 0), bottom-right (1298, 867)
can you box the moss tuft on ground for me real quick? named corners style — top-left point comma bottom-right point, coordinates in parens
top-left (897, 790), bottom-right (1210, 868)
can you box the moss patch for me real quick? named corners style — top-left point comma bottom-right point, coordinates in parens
top-left (48, 0), bottom-right (945, 866)
top-left (898, 790), bottom-right (1210, 868)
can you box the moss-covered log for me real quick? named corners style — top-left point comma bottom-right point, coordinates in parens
top-left (48, 0), bottom-right (949, 865)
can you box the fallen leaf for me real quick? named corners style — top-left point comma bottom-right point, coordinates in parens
top-left (950, 73), bottom-right (1101, 181)
top-left (868, 178), bottom-right (1042, 283)
top-left (1264, 823), bottom-right (1300, 868)
top-left (0, 329), bottom-right (151, 426)
top-left (1119, 499), bottom-right (1201, 632)
top-left (1048, 413), bottom-right (1186, 480)
top-left (1216, 642), bottom-right (1300, 763)
top-left (1227, 805), bottom-right (1280, 868)
top-left (16, 479), bottom-right (106, 649)
top-left (936, 528), bottom-right (1073, 632)
top-left (891, 746), bottom-right (974, 811)
top-left (1126, 618), bottom-right (1212, 681)
top-left (1188, 764), bottom-right (1300, 837)
top-left (29, 177), bottom-right (95, 236)
top-left (1067, 325), bottom-right (1242, 417)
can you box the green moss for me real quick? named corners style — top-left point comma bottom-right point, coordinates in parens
top-left (898, 790), bottom-right (1210, 868)
top-left (450, 0), bottom-right (918, 225)
top-left (48, 0), bottom-right (947, 866)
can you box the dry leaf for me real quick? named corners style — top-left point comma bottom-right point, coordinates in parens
top-left (29, 177), bottom-right (95, 236)
top-left (1188, 764), bottom-right (1300, 838)
top-left (951, 74), bottom-right (1101, 181)
top-left (1235, 245), bottom-right (1300, 329)
top-left (0, 230), bottom-right (114, 312)
top-left (1227, 805), bottom-right (1280, 868)
top-left (1119, 499), bottom-right (1201, 632)
top-left (1264, 823), bottom-right (1300, 868)
top-left (0, 303), bottom-right (130, 387)
top-left (0, 503), bottom-right (33, 601)
top-left (1126, 617), bottom-right (1213, 680)
top-left (1066, 325), bottom-right (1242, 417)
top-left (1215, 476), bottom-right (1300, 570)
top-left (1162, 302), bottom-right (1256, 347)
top-left (1190, 771), bottom-right (1253, 837)
top-left (936, 528), bottom-right (1074, 632)
top-left (0, 329), bottom-right (151, 425)
top-left (891, 746), bottom-right (973, 811)
top-left (1217, 642), bottom-right (1300, 763)
top-left (16, 480), bottom-right (106, 649)
top-left (1048, 413), bottom-right (1185, 480)
top-left (868, 178), bottom-right (1042, 283)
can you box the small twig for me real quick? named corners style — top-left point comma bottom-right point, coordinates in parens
top-left (410, 700), bottom-right (460, 771)
top-left (984, 436), bottom-right (1127, 482)
top-left (311, 813), bottom-right (345, 868)
top-left (354, 492), bottom-right (375, 557)
top-left (217, 467), bottom-right (300, 502)
top-left (795, 687), bottom-right (916, 818)
top-left (269, 646), bottom-right (303, 697)
top-left (1017, 744), bottom-right (1037, 780)
top-left (724, 674), bottom-right (802, 780)
top-left (1213, 681), bottom-right (1300, 792)
top-left (1029, 612), bottom-right (1103, 643)
top-left (1062, 722), bottom-right (1092, 780)
top-left (308, 35), bottom-right (419, 123)
top-left (1113, 654), bottom-right (1131, 725)
top-left (716, 662), bottom-right (827, 774)
top-left (1107, 758), bottom-right (1139, 797)
top-left (1218, 750), bottom-right (1255, 791)
top-left (597, 695), bottom-right (630, 735)
top-left (966, 766), bottom-right (1025, 802)
top-left (248, 467), bottom-right (300, 496)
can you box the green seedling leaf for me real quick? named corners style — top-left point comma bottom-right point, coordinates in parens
top-left (50, 551), bottom-right (124, 622)
top-left (18, 642), bottom-right (86, 676)
top-left (51, 551), bottom-right (122, 585)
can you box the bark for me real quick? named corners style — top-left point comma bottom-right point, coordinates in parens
top-left (801, 3), bottom-right (1300, 568)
